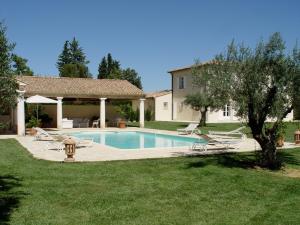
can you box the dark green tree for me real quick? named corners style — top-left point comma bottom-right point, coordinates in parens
top-left (97, 54), bottom-right (143, 89)
top-left (69, 38), bottom-right (88, 65)
top-left (60, 63), bottom-right (90, 78)
top-left (106, 53), bottom-right (114, 75)
top-left (97, 57), bottom-right (108, 79)
top-left (108, 67), bottom-right (122, 79)
top-left (12, 54), bottom-right (34, 75)
top-left (197, 33), bottom-right (300, 168)
top-left (122, 68), bottom-right (142, 89)
top-left (57, 38), bottom-right (89, 78)
top-left (98, 53), bottom-right (121, 79)
top-left (0, 22), bottom-right (18, 115)
top-left (107, 53), bottom-right (121, 77)
top-left (57, 40), bottom-right (71, 74)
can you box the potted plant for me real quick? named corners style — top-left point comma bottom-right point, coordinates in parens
top-left (294, 121), bottom-right (300, 145)
top-left (276, 124), bottom-right (285, 147)
top-left (0, 122), bottom-right (8, 134)
top-left (26, 117), bottom-right (41, 135)
top-left (276, 133), bottom-right (285, 147)
top-left (118, 120), bottom-right (126, 128)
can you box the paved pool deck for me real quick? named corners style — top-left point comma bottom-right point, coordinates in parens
top-left (0, 127), bottom-right (297, 162)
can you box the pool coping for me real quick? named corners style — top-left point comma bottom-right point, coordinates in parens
top-left (3, 127), bottom-right (298, 162)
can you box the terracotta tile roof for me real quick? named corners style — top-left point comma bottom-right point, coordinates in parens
top-left (167, 61), bottom-right (213, 74)
top-left (17, 76), bottom-right (144, 99)
top-left (146, 90), bottom-right (172, 98)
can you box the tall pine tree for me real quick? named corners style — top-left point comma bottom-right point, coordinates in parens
top-left (57, 38), bottom-right (90, 78)
top-left (97, 57), bottom-right (108, 79)
top-left (97, 53), bottom-right (121, 79)
top-left (57, 40), bottom-right (71, 74)
top-left (69, 38), bottom-right (88, 65)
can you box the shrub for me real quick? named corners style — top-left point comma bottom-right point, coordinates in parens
top-left (145, 108), bottom-right (153, 121)
top-left (26, 117), bottom-right (41, 128)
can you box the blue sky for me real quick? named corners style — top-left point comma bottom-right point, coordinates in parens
top-left (1, 0), bottom-right (300, 92)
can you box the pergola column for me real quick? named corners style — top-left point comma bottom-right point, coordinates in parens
top-left (57, 97), bottom-right (63, 129)
top-left (139, 99), bottom-right (145, 128)
top-left (17, 90), bottom-right (26, 136)
top-left (100, 98), bottom-right (107, 128)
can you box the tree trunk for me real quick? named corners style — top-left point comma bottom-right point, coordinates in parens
top-left (253, 131), bottom-right (280, 169)
top-left (199, 108), bottom-right (207, 127)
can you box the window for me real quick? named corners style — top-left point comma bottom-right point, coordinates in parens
top-left (223, 104), bottom-right (230, 117)
top-left (179, 76), bottom-right (185, 89)
top-left (163, 102), bottom-right (168, 110)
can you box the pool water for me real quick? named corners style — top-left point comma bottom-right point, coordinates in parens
top-left (70, 131), bottom-right (206, 149)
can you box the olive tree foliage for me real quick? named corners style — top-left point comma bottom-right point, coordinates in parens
top-left (0, 22), bottom-right (18, 115)
top-left (198, 33), bottom-right (300, 168)
top-left (184, 62), bottom-right (230, 126)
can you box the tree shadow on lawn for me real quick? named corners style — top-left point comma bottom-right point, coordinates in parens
top-left (186, 153), bottom-right (257, 169)
top-left (186, 149), bottom-right (300, 171)
top-left (0, 175), bottom-right (25, 225)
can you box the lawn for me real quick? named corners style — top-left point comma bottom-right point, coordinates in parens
top-left (1, 139), bottom-right (300, 225)
top-left (128, 121), bottom-right (300, 142)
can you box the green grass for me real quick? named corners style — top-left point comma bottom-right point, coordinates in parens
top-left (1, 139), bottom-right (300, 224)
top-left (128, 121), bottom-right (300, 142)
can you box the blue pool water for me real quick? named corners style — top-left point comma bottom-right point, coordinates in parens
top-left (70, 131), bottom-right (206, 149)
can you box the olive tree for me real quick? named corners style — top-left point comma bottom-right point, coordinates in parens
top-left (184, 62), bottom-right (230, 127)
top-left (198, 33), bottom-right (300, 168)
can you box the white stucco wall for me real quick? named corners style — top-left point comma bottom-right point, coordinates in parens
top-left (132, 94), bottom-right (172, 121)
top-left (206, 107), bottom-right (241, 123)
top-left (154, 93), bottom-right (172, 121)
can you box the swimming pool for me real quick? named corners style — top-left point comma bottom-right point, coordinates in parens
top-left (70, 131), bottom-right (206, 150)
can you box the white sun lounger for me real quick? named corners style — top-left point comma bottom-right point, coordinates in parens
top-left (45, 136), bottom-right (94, 151)
top-left (192, 135), bottom-right (243, 151)
top-left (208, 126), bottom-right (246, 138)
top-left (177, 123), bottom-right (199, 135)
top-left (33, 127), bottom-right (55, 141)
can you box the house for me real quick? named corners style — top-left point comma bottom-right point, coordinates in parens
top-left (132, 90), bottom-right (172, 121)
top-left (12, 76), bottom-right (145, 135)
top-left (168, 65), bottom-right (294, 123)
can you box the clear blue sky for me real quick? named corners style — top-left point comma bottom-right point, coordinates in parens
top-left (1, 0), bottom-right (300, 92)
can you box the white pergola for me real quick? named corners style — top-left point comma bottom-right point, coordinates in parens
top-left (16, 91), bottom-right (145, 136)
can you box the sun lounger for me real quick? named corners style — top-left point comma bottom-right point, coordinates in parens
top-left (33, 127), bottom-right (55, 141)
top-left (45, 135), bottom-right (94, 151)
top-left (192, 135), bottom-right (243, 151)
top-left (208, 126), bottom-right (246, 138)
top-left (32, 127), bottom-right (93, 150)
top-left (177, 123), bottom-right (199, 135)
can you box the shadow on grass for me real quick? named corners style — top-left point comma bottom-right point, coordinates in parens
top-left (186, 153), bottom-right (257, 170)
top-left (0, 175), bottom-right (25, 225)
top-left (186, 149), bottom-right (300, 171)
top-left (278, 150), bottom-right (300, 166)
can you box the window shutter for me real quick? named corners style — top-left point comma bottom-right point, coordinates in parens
top-left (177, 77), bottom-right (180, 89)
top-left (183, 76), bottom-right (186, 89)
